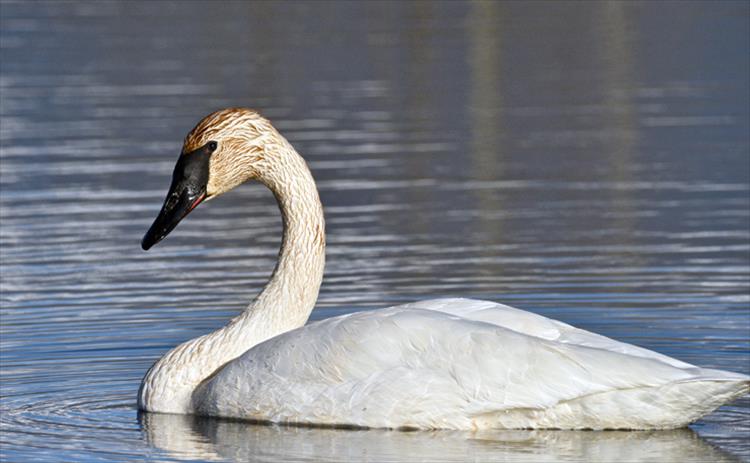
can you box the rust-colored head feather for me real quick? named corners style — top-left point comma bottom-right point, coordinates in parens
top-left (183, 107), bottom-right (262, 153)
top-left (180, 108), bottom-right (285, 197)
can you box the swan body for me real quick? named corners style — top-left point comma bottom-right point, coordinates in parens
top-left (193, 298), bottom-right (748, 430)
top-left (139, 108), bottom-right (749, 430)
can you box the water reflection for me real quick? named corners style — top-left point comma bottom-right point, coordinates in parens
top-left (141, 413), bottom-right (741, 463)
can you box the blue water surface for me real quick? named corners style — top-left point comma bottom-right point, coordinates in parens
top-left (1, 1), bottom-right (748, 462)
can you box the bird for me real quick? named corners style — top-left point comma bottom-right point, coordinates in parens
top-left (138, 107), bottom-right (749, 430)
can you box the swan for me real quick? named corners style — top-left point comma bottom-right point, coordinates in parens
top-left (138, 107), bottom-right (749, 430)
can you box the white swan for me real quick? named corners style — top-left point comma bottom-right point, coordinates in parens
top-left (138, 108), bottom-right (749, 430)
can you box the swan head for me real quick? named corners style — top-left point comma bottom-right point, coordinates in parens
top-left (142, 108), bottom-right (278, 250)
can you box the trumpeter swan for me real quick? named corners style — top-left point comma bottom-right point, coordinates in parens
top-left (138, 108), bottom-right (749, 430)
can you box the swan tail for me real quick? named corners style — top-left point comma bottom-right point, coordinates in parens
top-left (616, 370), bottom-right (749, 429)
top-left (669, 368), bottom-right (750, 422)
top-left (681, 367), bottom-right (750, 384)
top-left (474, 370), bottom-right (749, 430)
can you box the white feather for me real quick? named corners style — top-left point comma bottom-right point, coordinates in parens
top-left (192, 298), bottom-right (749, 430)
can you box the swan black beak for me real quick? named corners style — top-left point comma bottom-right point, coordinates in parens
top-left (142, 142), bottom-right (214, 250)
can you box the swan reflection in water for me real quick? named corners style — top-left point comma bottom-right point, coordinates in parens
top-left (139, 413), bottom-right (741, 463)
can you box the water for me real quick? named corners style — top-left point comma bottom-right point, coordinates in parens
top-left (1, 1), bottom-right (748, 461)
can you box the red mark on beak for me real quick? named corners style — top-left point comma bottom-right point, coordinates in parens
top-left (189, 193), bottom-right (206, 212)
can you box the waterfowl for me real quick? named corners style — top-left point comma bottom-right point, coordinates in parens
top-left (138, 107), bottom-right (749, 430)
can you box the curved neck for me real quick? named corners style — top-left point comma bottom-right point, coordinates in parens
top-left (251, 141), bottom-right (326, 332)
top-left (139, 139), bottom-right (325, 414)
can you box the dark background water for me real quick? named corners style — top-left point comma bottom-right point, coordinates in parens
top-left (1, 1), bottom-right (748, 461)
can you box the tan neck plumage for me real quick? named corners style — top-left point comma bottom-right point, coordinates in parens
top-left (250, 137), bottom-right (326, 332)
top-left (138, 137), bottom-right (325, 414)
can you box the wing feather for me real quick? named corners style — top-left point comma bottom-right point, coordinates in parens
top-left (193, 299), bottom-right (723, 428)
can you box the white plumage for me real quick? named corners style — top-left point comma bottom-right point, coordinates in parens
top-left (139, 108), bottom-right (749, 430)
top-left (192, 298), bottom-right (748, 430)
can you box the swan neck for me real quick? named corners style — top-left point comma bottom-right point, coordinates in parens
top-left (138, 137), bottom-right (325, 414)
top-left (251, 140), bottom-right (326, 331)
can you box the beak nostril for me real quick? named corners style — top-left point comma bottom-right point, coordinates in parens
top-left (166, 194), bottom-right (179, 210)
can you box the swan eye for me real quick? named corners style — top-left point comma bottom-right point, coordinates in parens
top-left (207, 141), bottom-right (218, 152)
